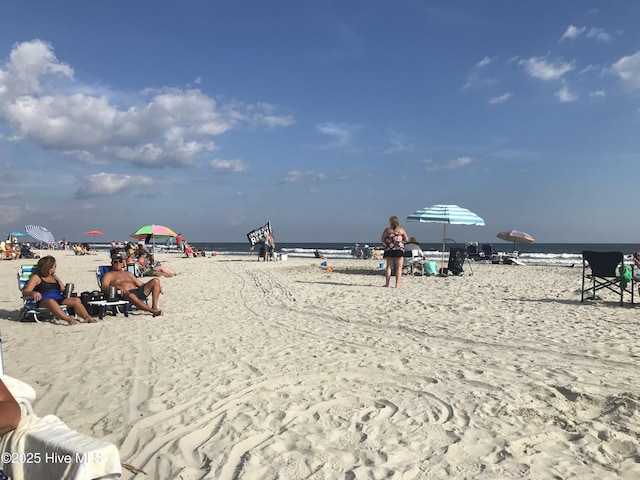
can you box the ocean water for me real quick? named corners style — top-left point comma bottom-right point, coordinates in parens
top-left (87, 241), bottom-right (640, 268)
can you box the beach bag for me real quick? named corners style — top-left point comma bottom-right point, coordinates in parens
top-left (619, 265), bottom-right (632, 290)
top-left (80, 291), bottom-right (104, 316)
top-left (424, 261), bottom-right (437, 276)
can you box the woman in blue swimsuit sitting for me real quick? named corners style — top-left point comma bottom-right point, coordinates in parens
top-left (381, 215), bottom-right (409, 288)
top-left (22, 256), bottom-right (98, 325)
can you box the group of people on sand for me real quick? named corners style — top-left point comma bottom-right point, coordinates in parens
top-left (73, 242), bottom-right (97, 255)
top-left (176, 233), bottom-right (205, 257)
top-left (183, 241), bottom-right (207, 257)
top-left (2, 241), bottom-right (38, 260)
top-left (351, 243), bottom-right (383, 260)
top-left (21, 253), bottom-right (166, 326)
top-left (110, 242), bottom-right (176, 277)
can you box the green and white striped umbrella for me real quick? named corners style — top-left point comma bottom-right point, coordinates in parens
top-left (407, 205), bottom-right (485, 273)
top-left (407, 204), bottom-right (485, 226)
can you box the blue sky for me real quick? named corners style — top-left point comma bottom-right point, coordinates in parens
top-left (1, 1), bottom-right (640, 244)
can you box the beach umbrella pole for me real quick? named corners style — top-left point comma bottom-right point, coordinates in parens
top-left (441, 224), bottom-right (447, 274)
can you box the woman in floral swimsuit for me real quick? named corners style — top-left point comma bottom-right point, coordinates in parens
top-left (381, 215), bottom-right (409, 288)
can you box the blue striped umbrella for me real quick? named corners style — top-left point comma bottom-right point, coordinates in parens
top-left (25, 225), bottom-right (56, 246)
top-left (407, 205), bottom-right (485, 272)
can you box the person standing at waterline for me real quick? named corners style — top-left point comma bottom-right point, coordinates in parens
top-left (381, 216), bottom-right (409, 288)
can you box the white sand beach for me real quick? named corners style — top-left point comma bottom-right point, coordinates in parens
top-left (1, 253), bottom-right (639, 479)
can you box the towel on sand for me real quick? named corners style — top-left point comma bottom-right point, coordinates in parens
top-left (0, 377), bottom-right (121, 480)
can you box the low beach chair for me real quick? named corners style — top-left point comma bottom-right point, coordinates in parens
top-left (16, 264), bottom-right (69, 323)
top-left (126, 263), bottom-right (142, 277)
top-left (96, 265), bottom-right (146, 313)
top-left (96, 265), bottom-right (110, 288)
top-left (402, 250), bottom-right (424, 276)
top-left (581, 251), bottom-right (633, 306)
top-left (466, 243), bottom-right (481, 261)
top-left (482, 244), bottom-right (503, 264)
top-left (361, 245), bottom-right (373, 259)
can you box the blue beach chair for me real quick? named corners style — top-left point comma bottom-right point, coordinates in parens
top-left (17, 264), bottom-right (70, 322)
top-left (96, 265), bottom-right (147, 312)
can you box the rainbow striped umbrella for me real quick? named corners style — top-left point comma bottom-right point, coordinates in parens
top-left (130, 224), bottom-right (177, 251)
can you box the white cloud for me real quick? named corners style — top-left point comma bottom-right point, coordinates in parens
top-left (560, 25), bottom-right (586, 41)
top-left (448, 157), bottom-right (473, 168)
top-left (210, 158), bottom-right (249, 173)
top-left (489, 93), bottom-right (512, 104)
top-left (555, 86), bottom-right (577, 102)
top-left (476, 56), bottom-right (493, 68)
top-left (578, 64), bottom-right (600, 75)
top-left (316, 122), bottom-right (354, 147)
top-left (586, 28), bottom-right (614, 43)
top-left (244, 102), bottom-right (295, 128)
top-left (0, 40), bottom-right (294, 169)
top-left (611, 51), bottom-right (640, 92)
top-left (6, 93), bottom-right (117, 149)
top-left (463, 56), bottom-right (496, 90)
top-left (520, 57), bottom-right (575, 81)
top-left (64, 150), bottom-right (108, 165)
top-left (381, 132), bottom-right (414, 154)
top-left (560, 25), bottom-right (615, 43)
top-left (75, 172), bottom-right (156, 198)
top-left (282, 170), bottom-right (329, 183)
top-left (424, 157), bottom-right (473, 171)
top-left (589, 90), bottom-right (606, 98)
top-left (0, 39), bottom-right (74, 101)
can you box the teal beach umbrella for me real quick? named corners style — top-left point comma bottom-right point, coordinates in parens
top-left (407, 204), bottom-right (485, 273)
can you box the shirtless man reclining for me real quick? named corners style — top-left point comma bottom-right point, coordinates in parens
top-left (101, 255), bottom-right (164, 316)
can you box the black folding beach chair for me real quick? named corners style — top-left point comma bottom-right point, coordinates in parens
top-left (438, 247), bottom-right (467, 276)
top-left (581, 251), bottom-right (633, 306)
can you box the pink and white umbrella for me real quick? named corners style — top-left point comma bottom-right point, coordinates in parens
top-left (497, 230), bottom-right (535, 250)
